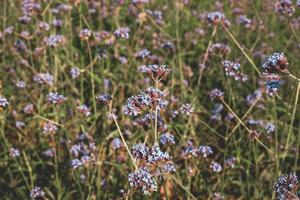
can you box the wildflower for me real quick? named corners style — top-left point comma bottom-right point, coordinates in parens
top-left (16, 81), bottom-right (26, 88)
top-left (207, 11), bottom-right (230, 26)
top-left (246, 89), bottom-right (263, 105)
top-left (77, 104), bottom-right (91, 116)
top-left (118, 56), bottom-right (128, 64)
top-left (198, 145), bottom-right (213, 158)
top-left (275, 0), bottom-right (295, 17)
top-left (42, 122), bottom-right (58, 136)
top-left (16, 121), bottom-right (25, 129)
top-left (132, 0), bottom-right (149, 4)
top-left (138, 64), bottom-right (171, 81)
top-left (33, 73), bottom-right (54, 86)
top-left (239, 15), bottom-right (252, 28)
top-left (147, 144), bottom-right (171, 165)
top-left (43, 149), bottom-right (54, 157)
top-left (23, 104), bottom-right (34, 114)
top-left (265, 122), bottom-right (275, 133)
top-left (224, 157), bottom-right (236, 168)
top-left (70, 159), bottom-right (83, 169)
top-left (70, 67), bottom-right (80, 79)
top-left (79, 28), bottom-right (92, 40)
top-left (44, 35), bottom-right (66, 47)
top-left (160, 133), bottom-right (175, 146)
top-left (19, 0), bottom-right (34, 24)
top-left (297, 0), bottom-right (300, 7)
top-left (0, 96), bottom-right (9, 107)
top-left (273, 172), bottom-right (299, 200)
top-left (38, 22), bottom-right (50, 32)
top-left (179, 103), bottom-right (194, 115)
top-left (9, 148), bottom-right (20, 158)
top-left (213, 192), bottom-right (224, 200)
top-left (262, 52), bottom-right (289, 73)
top-left (181, 146), bottom-right (198, 158)
top-left (111, 138), bottom-right (123, 150)
top-left (222, 60), bottom-right (248, 82)
top-left (209, 43), bottom-right (231, 56)
top-left (210, 161), bottom-right (222, 173)
top-left (136, 49), bottom-right (151, 59)
top-left (128, 168), bottom-right (157, 195)
top-left (46, 92), bottom-right (67, 104)
top-left (132, 143), bottom-right (149, 159)
top-left (210, 88), bottom-right (224, 100)
top-left (96, 94), bottom-right (112, 105)
top-left (161, 41), bottom-right (175, 50)
top-left (114, 27), bottom-right (130, 39)
top-left (30, 186), bottom-right (45, 199)
top-left (263, 74), bottom-right (281, 96)
top-left (161, 162), bottom-right (176, 173)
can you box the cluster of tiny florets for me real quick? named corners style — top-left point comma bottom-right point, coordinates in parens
top-left (222, 60), bottom-right (248, 82)
top-left (0, 96), bottom-right (9, 107)
top-left (160, 133), bottom-right (175, 146)
top-left (46, 92), bottom-right (67, 105)
top-left (128, 168), bottom-right (157, 195)
top-left (77, 104), bottom-right (91, 116)
top-left (210, 88), bottom-right (224, 100)
top-left (138, 64), bottom-right (171, 81)
top-left (33, 73), bottom-right (54, 86)
top-left (210, 161), bottom-right (222, 173)
top-left (42, 122), bottom-right (58, 136)
top-left (273, 172), bottom-right (299, 200)
top-left (30, 186), bottom-right (45, 199)
top-left (114, 27), bottom-right (130, 39)
top-left (207, 12), bottom-right (230, 26)
top-left (179, 103), bottom-right (194, 116)
top-left (262, 52), bottom-right (289, 73)
top-left (275, 0), bottom-right (295, 17)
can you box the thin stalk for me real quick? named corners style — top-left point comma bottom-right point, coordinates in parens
top-left (113, 117), bottom-right (138, 170)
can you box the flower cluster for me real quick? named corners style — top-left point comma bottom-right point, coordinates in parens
top-left (179, 103), bottom-right (194, 116)
top-left (198, 145), bottom-right (214, 158)
top-left (43, 35), bottom-right (66, 47)
top-left (114, 27), bottom-right (130, 39)
top-left (9, 148), bottom-right (20, 158)
top-left (0, 96), bottom-right (9, 107)
top-left (23, 104), bottom-right (34, 114)
top-left (222, 60), bottom-right (248, 82)
top-left (239, 15), bottom-right (252, 28)
top-left (111, 138), bottom-right (123, 150)
top-left (263, 74), bottom-right (281, 96)
top-left (77, 104), bottom-right (91, 116)
top-left (46, 92), bottom-right (67, 105)
top-left (70, 133), bottom-right (97, 169)
top-left (19, 0), bottom-right (37, 24)
top-left (273, 172), bottom-right (299, 200)
top-left (207, 12), bottom-right (230, 26)
top-left (209, 43), bottom-right (231, 56)
top-left (42, 122), bottom-right (58, 136)
top-left (275, 0), bottom-right (295, 17)
top-left (136, 49), bottom-right (151, 59)
top-left (138, 64), bottom-right (171, 81)
top-left (124, 87), bottom-right (168, 116)
top-left (30, 186), bottom-right (45, 199)
top-left (210, 161), bottom-right (222, 173)
top-left (210, 88), bottom-right (224, 100)
top-left (160, 133), bottom-right (175, 146)
top-left (262, 52), bottom-right (289, 74)
top-left (70, 67), bottom-right (80, 79)
top-left (128, 168), bottom-right (157, 195)
top-left (133, 113), bottom-right (167, 132)
top-left (181, 144), bottom-right (214, 159)
top-left (79, 28), bottom-right (92, 40)
top-left (96, 94), bottom-right (112, 105)
top-left (33, 73), bottom-right (54, 86)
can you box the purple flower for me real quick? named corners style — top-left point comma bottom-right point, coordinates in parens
top-left (179, 103), bottom-right (194, 116)
top-left (210, 88), bottom-right (224, 100)
top-left (198, 145), bottom-right (213, 158)
top-left (46, 92), bottom-right (67, 104)
top-left (128, 168), bottom-right (157, 195)
top-left (30, 186), bottom-right (45, 199)
top-left (273, 172), bottom-right (298, 200)
top-left (160, 133), bottom-right (175, 146)
top-left (262, 52), bottom-right (289, 73)
top-left (114, 27), bottom-right (130, 39)
top-left (70, 67), bottom-right (80, 79)
top-left (33, 73), bottom-right (54, 86)
top-left (210, 161), bottom-right (222, 173)
top-left (0, 96), bottom-right (9, 107)
top-left (79, 28), bottom-right (92, 40)
top-left (111, 138), bottom-right (123, 150)
top-left (132, 143), bottom-right (149, 159)
top-left (42, 122), bottom-right (58, 136)
top-left (77, 104), bottom-right (91, 116)
top-left (9, 148), bottom-right (20, 158)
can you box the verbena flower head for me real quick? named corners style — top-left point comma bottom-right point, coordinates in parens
top-left (147, 144), bottom-right (171, 165)
top-left (9, 148), bottom-right (20, 158)
top-left (224, 157), bottom-right (236, 168)
top-left (128, 167), bottom-right (157, 195)
top-left (111, 138), bottom-right (123, 150)
top-left (46, 92), bottom-right (67, 104)
top-left (273, 172), bottom-right (299, 200)
top-left (275, 0), bottom-right (295, 17)
top-left (138, 64), bottom-right (171, 81)
top-left (132, 143), bottom-right (149, 159)
top-left (209, 43), bottom-right (231, 56)
top-left (30, 186), bottom-right (45, 199)
top-left (198, 145), bottom-right (213, 158)
top-left (210, 88), bottom-right (224, 100)
top-left (136, 49), bottom-right (151, 59)
top-left (77, 104), bottom-right (91, 116)
top-left (161, 162), bottom-right (176, 174)
top-left (44, 35), bottom-right (66, 47)
top-left (207, 11), bottom-right (230, 26)
top-left (222, 60), bottom-right (248, 82)
top-left (124, 87), bottom-right (168, 116)
top-left (239, 15), bottom-right (252, 28)
top-left (42, 122), bottom-right (58, 136)
top-left (0, 96), bottom-right (9, 107)
top-left (160, 133), bottom-right (175, 146)
top-left (16, 81), bottom-right (26, 88)
top-left (179, 103), bottom-right (194, 116)
top-left (79, 28), bottom-right (92, 40)
top-left (114, 27), bottom-right (130, 39)
top-left (263, 74), bottom-right (281, 96)
top-left (96, 94), bottom-right (112, 105)
top-left (70, 67), bottom-right (80, 79)
top-left (262, 52), bottom-right (289, 73)
top-left (33, 73), bottom-right (54, 86)
top-left (23, 104), bottom-right (34, 114)
top-left (210, 161), bottom-right (222, 173)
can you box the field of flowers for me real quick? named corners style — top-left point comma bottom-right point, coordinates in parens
top-left (0, 0), bottom-right (300, 199)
